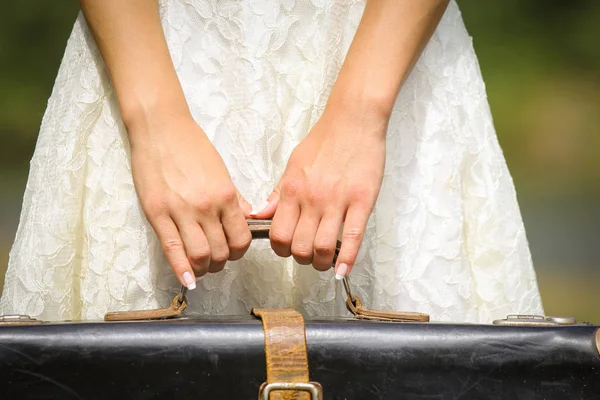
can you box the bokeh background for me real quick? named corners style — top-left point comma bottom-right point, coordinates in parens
top-left (0, 1), bottom-right (598, 322)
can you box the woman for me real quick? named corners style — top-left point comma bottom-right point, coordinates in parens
top-left (0, 0), bottom-right (544, 322)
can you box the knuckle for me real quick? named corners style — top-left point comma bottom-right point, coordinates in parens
top-left (209, 260), bottom-right (227, 273)
top-left (218, 186), bottom-right (237, 204)
top-left (293, 255), bottom-right (312, 265)
top-left (162, 239), bottom-right (184, 254)
top-left (189, 249), bottom-right (210, 265)
top-left (229, 236), bottom-right (251, 254)
top-left (236, 230), bottom-right (253, 247)
top-left (291, 243), bottom-right (313, 260)
top-left (191, 198), bottom-right (213, 215)
top-left (273, 247), bottom-right (291, 258)
top-left (211, 248), bottom-right (230, 263)
top-left (227, 250), bottom-right (245, 261)
top-left (343, 227), bottom-right (363, 242)
top-left (192, 265), bottom-right (209, 277)
top-left (349, 185), bottom-right (370, 198)
top-left (313, 241), bottom-right (334, 257)
top-left (144, 200), bottom-right (168, 219)
top-left (305, 189), bottom-right (326, 207)
top-left (281, 179), bottom-right (302, 198)
top-left (348, 186), bottom-right (376, 206)
top-left (312, 260), bottom-right (331, 272)
top-left (270, 230), bottom-right (292, 247)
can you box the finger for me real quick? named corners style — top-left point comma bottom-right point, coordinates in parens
top-left (236, 190), bottom-right (253, 218)
top-left (250, 187), bottom-right (280, 219)
top-left (334, 205), bottom-right (370, 279)
top-left (291, 210), bottom-right (320, 265)
top-left (312, 211), bottom-right (343, 272)
top-left (150, 215), bottom-right (198, 290)
top-left (270, 193), bottom-right (299, 258)
top-left (221, 206), bottom-right (252, 261)
top-left (200, 219), bottom-right (230, 273)
top-left (176, 220), bottom-right (211, 277)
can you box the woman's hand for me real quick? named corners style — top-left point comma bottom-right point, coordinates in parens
top-left (252, 0), bottom-right (449, 278)
top-left (251, 102), bottom-right (387, 278)
top-left (129, 112), bottom-right (252, 289)
top-left (79, 0), bottom-right (254, 289)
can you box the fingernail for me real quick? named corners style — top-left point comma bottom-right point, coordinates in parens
top-left (183, 271), bottom-right (196, 290)
top-left (335, 263), bottom-right (348, 280)
top-left (250, 199), bottom-right (270, 216)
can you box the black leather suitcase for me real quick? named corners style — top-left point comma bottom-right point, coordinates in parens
top-left (1, 221), bottom-right (598, 399)
top-left (0, 314), bottom-right (598, 399)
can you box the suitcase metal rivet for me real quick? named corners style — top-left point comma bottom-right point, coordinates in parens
top-left (493, 314), bottom-right (577, 326)
top-left (0, 314), bottom-right (42, 325)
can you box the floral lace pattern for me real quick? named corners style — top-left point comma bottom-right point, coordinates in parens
top-left (0, 0), bottom-right (543, 322)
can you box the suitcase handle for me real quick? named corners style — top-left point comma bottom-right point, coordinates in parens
top-left (104, 219), bottom-right (430, 323)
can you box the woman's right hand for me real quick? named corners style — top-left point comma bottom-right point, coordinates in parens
top-left (128, 112), bottom-right (253, 290)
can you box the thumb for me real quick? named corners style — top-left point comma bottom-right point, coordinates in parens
top-left (236, 190), bottom-right (253, 218)
top-left (250, 185), bottom-right (280, 219)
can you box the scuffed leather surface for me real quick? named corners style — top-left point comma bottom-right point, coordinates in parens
top-left (0, 319), bottom-right (598, 399)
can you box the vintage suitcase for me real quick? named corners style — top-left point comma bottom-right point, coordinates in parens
top-left (0, 220), bottom-right (598, 400)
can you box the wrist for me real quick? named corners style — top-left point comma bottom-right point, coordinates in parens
top-left (325, 85), bottom-right (392, 139)
top-left (120, 89), bottom-right (190, 127)
top-left (319, 97), bottom-right (389, 144)
top-left (326, 77), bottom-right (396, 125)
top-left (120, 90), bottom-right (194, 144)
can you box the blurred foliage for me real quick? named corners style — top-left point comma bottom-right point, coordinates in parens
top-left (0, 1), bottom-right (598, 322)
top-left (459, 0), bottom-right (600, 198)
top-left (0, 1), bottom-right (79, 170)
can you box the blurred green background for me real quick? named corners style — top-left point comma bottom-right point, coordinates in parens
top-left (0, 1), bottom-right (598, 322)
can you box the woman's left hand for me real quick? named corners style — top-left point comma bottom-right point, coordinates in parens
top-left (251, 101), bottom-right (388, 278)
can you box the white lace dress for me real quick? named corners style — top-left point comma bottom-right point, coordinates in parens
top-left (0, 0), bottom-right (544, 322)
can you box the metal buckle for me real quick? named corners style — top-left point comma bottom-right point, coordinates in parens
top-left (259, 382), bottom-right (322, 400)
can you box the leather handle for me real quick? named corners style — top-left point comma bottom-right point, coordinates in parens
top-left (104, 219), bottom-right (430, 323)
top-left (248, 219), bottom-right (273, 239)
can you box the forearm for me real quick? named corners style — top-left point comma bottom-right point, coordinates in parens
top-left (328, 0), bottom-right (449, 121)
top-left (79, 0), bottom-right (190, 138)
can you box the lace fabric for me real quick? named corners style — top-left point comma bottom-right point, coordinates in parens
top-left (0, 0), bottom-right (543, 322)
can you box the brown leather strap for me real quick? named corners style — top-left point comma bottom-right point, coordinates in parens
top-left (345, 295), bottom-right (430, 322)
top-left (253, 308), bottom-right (321, 400)
top-left (104, 293), bottom-right (187, 321)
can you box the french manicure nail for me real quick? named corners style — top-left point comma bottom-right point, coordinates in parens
top-left (183, 271), bottom-right (196, 290)
top-left (335, 263), bottom-right (348, 280)
top-left (250, 199), bottom-right (270, 216)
